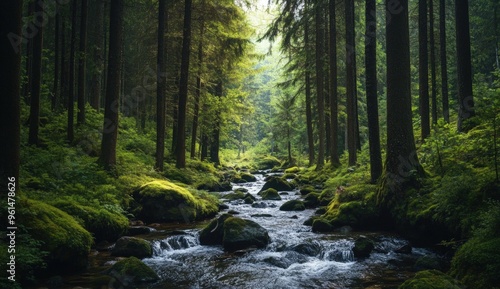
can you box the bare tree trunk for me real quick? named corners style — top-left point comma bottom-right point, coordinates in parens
top-left (455, 0), bottom-right (475, 131)
top-left (315, 1), bottom-right (326, 169)
top-left (419, 0), bottom-right (430, 140)
top-left (191, 8), bottom-right (204, 159)
top-left (52, 3), bottom-right (61, 111)
top-left (155, 0), bottom-right (167, 171)
top-left (0, 0), bottom-right (23, 186)
top-left (68, 0), bottom-right (77, 143)
top-left (28, 0), bottom-right (43, 146)
top-left (99, 0), bottom-right (124, 171)
top-left (90, 0), bottom-right (105, 110)
top-left (429, 0), bottom-right (438, 125)
top-left (329, 0), bottom-right (340, 167)
top-left (304, 3), bottom-right (314, 166)
top-left (439, 0), bottom-right (449, 122)
top-left (77, 0), bottom-right (88, 124)
top-left (346, 0), bottom-right (357, 166)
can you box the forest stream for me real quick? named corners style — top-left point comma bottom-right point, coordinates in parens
top-left (60, 173), bottom-right (439, 289)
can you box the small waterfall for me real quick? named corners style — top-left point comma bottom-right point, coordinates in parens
top-left (152, 234), bottom-right (200, 256)
top-left (320, 240), bottom-right (355, 262)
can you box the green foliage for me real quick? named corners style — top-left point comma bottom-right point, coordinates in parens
top-left (398, 270), bottom-right (463, 289)
top-left (256, 155), bottom-right (282, 170)
top-left (20, 199), bottom-right (93, 271)
top-left (108, 257), bottom-right (159, 283)
top-left (52, 200), bottom-right (129, 242)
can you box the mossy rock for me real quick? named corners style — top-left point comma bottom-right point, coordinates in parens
top-left (53, 200), bottom-right (128, 242)
top-left (283, 173), bottom-right (296, 180)
top-left (223, 217), bottom-right (270, 251)
top-left (111, 236), bottom-right (152, 259)
top-left (108, 257), bottom-right (159, 283)
top-left (231, 175), bottom-right (247, 183)
top-left (240, 173), bottom-right (257, 182)
top-left (196, 180), bottom-right (232, 192)
top-left (223, 191), bottom-right (246, 200)
top-left (449, 237), bottom-right (500, 289)
top-left (199, 214), bottom-right (232, 245)
top-left (260, 188), bottom-right (281, 200)
top-left (280, 200), bottom-right (306, 211)
top-left (256, 156), bottom-right (282, 170)
top-left (399, 270), bottom-right (463, 289)
top-left (325, 201), bottom-right (379, 229)
top-left (260, 176), bottom-right (295, 192)
top-left (304, 192), bottom-right (321, 208)
top-left (234, 188), bottom-right (248, 194)
top-left (284, 166), bottom-right (300, 174)
top-left (352, 236), bottom-right (375, 258)
top-left (21, 199), bottom-right (93, 272)
top-left (312, 218), bottom-right (334, 232)
top-left (244, 196), bottom-right (254, 204)
top-left (299, 186), bottom-right (315, 195)
top-left (303, 216), bottom-right (320, 226)
top-left (132, 180), bottom-right (219, 223)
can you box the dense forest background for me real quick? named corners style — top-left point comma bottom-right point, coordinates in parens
top-left (1, 0), bottom-right (500, 288)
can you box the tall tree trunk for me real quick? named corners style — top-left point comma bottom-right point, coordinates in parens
top-left (28, 0), bottom-right (43, 146)
top-left (77, 0), bottom-right (88, 124)
top-left (68, 0), bottom-right (77, 143)
top-left (455, 0), bottom-right (475, 131)
top-left (201, 132), bottom-right (208, 161)
top-left (210, 81), bottom-right (222, 166)
top-left (176, 0), bottom-right (193, 169)
top-left (346, 0), bottom-right (357, 166)
top-left (155, 0), bottom-right (167, 171)
top-left (429, 0), bottom-right (438, 125)
top-left (324, 10), bottom-right (331, 160)
top-left (52, 3), bottom-right (60, 111)
top-left (99, 0), bottom-right (124, 171)
top-left (90, 0), bottom-right (105, 110)
top-left (381, 0), bottom-right (421, 202)
top-left (304, 8), bottom-right (315, 167)
top-left (315, 1), bottom-right (326, 169)
top-left (191, 11), bottom-right (204, 159)
top-left (365, 0), bottom-right (382, 183)
top-left (23, 1), bottom-right (35, 104)
top-left (439, 0), bottom-right (449, 122)
top-left (61, 16), bottom-right (67, 113)
top-left (0, 0), bottom-right (23, 189)
top-left (419, 0), bottom-right (430, 140)
top-left (329, 0), bottom-right (340, 167)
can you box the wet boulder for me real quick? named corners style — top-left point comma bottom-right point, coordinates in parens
top-left (199, 214), bottom-right (232, 245)
top-left (260, 188), bottom-right (282, 200)
top-left (312, 218), bottom-right (334, 233)
top-left (252, 202), bottom-right (267, 208)
top-left (223, 217), bottom-right (270, 251)
top-left (111, 236), bottom-right (153, 259)
top-left (107, 257), bottom-right (159, 283)
top-left (352, 236), bottom-right (375, 258)
top-left (280, 200), bottom-right (306, 211)
top-left (290, 242), bottom-right (321, 256)
top-left (240, 172), bottom-right (257, 182)
top-left (303, 192), bottom-right (321, 208)
top-left (260, 176), bottom-right (295, 192)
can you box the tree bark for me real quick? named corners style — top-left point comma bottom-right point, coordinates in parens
top-left (77, 0), bottom-right (88, 124)
top-left (382, 0), bottom-right (421, 198)
top-left (90, 0), bottom-right (105, 110)
top-left (68, 0), bottom-right (77, 143)
top-left (23, 1), bottom-right (35, 104)
top-left (429, 0), bottom-right (438, 125)
top-left (99, 0), bottom-right (124, 171)
top-left (28, 0), bottom-right (43, 146)
top-left (329, 0), bottom-right (340, 167)
top-left (315, 1), bottom-right (326, 169)
top-left (176, 0), bottom-right (193, 169)
top-left (0, 0), bottom-right (23, 189)
top-left (191, 9), bottom-right (205, 159)
top-left (455, 0), bottom-right (475, 131)
top-left (346, 0), bottom-right (357, 166)
top-left (52, 3), bottom-right (60, 111)
top-left (210, 81), bottom-right (222, 166)
top-left (155, 0), bottom-right (167, 171)
top-left (439, 0), bottom-right (449, 122)
top-left (365, 0), bottom-right (382, 183)
top-left (419, 0), bottom-right (430, 140)
top-left (304, 5), bottom-right (315, 167)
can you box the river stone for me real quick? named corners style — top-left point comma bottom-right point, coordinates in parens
top-left (395, 244), bottom-right (413, 254)
top-left (244, 196), bottom-right (254, 204)
top-left (312, 218), bottom-right (334, 233)
top-left (352, 236), bottom-right (375, 258)
top-left (290, 242), bottom-right (321, 256)
top-left (108, 257), bottom-right (159, 283)
top-left (126, 226), bottom-right (152, 236)
top-left (111, 236), bottom-right (153, 259)
top-left (280, 200), bottom-right (306, 211)
top-left (240, 173), bottom-right (257, 182)
top-left (199, 214), bottom-right (232, 245)
top-left (260, 176), bottom-right (295, 192)
top-left (260, 188), bottom-right (282, 200)
top-left (304, 192), bottom-right (321, 208)
top-left (252, 202), bottom-right (267, 208)
top-left (223, 217), bottom-right (271, 252)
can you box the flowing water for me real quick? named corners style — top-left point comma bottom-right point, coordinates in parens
top-left (62, 173), bottom-right (439, 288)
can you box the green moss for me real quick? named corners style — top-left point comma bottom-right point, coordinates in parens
top-left (450, 237), bottom-right (500, 289)
top-left (132, 180), bottom-right (219, 223)
top-left (21, 199), bottom-right (93, 271)
top-left (312, 218), bottom-right (333, 232)
top-left (284, 166), bottom-right (300, 174)
top-left (399, 270), bottom-right (463, 289)
top-left (280, 200), bottom-right (306, 211)
top-left (260, 188), bottom-right (281, 200)
top-left (323, 200), bottom-right (379, 229)
top-left (304, 192), bottom-right (321, 208)
top-left (240, 172), bottom-right (257, 182)
top-left (256, 156), bottom-right (282, 170)
top-left (223, 191), bottom-right (246, 200)
top-left (111, 237), bottom-right (152, 258)
top-left (108, 257), bottom-right (159, 283)
top-left (53, 200), bottom-right (128, 242)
